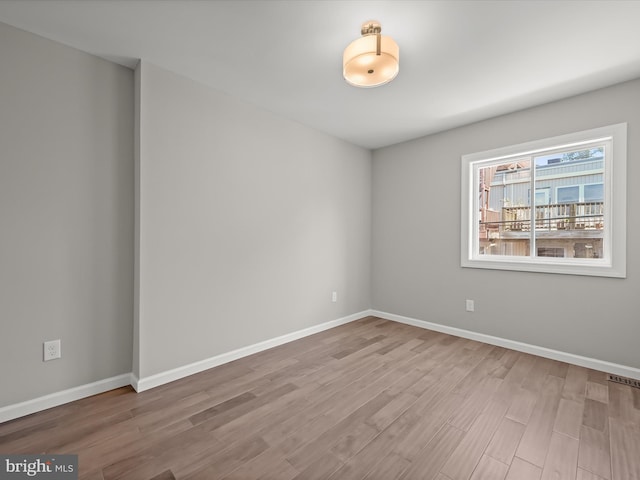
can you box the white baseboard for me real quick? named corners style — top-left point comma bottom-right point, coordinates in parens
top-left (133, 309), bottom-right (373, 392)
top-left (1, 311), bottom-right (372, 423)
top-left (0, 373), bottom-right (133, 424)
top-left (6, 308), bottom-right (636, 424)
top-left (372, 309), bottom-right (640, 381)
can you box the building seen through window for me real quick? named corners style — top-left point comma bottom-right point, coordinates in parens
top-left (479, 147), bottom-right (604, 260)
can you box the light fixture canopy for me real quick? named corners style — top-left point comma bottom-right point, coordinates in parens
top-left (343, 20), bottom-right (399, 88)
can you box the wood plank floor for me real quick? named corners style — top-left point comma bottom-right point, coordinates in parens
top-left (1, 317), bottom-right (639, 480)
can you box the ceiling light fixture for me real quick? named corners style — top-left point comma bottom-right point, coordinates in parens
top-left (343, 20), bottom-right (399, 88)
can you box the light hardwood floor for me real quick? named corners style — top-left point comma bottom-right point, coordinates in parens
top-left (1, 317), bottom-right (639, 480)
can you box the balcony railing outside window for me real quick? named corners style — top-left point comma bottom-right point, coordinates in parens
top-left (480, 201), bottom-right (604, 233)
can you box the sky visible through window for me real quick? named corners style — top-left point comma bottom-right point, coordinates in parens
top-left (535, 147), bottom-right (604, 166)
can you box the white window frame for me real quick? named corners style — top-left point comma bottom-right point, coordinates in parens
top-left (461, 123), bottom-right (626, 278)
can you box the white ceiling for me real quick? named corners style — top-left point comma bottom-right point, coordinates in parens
top-left (1, 0), bottom-right (640, 149)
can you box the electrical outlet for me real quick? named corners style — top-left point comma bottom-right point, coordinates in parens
top-left (44, 339), bottom-right (61, 361)
top-left (466, 299), bottom-right (475, 312)
top-left (332, 291), bottom-right (338, 302)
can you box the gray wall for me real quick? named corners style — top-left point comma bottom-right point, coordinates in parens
top-left (372, 78), bottom-right (640, 370)
top-left (136, 62), bottom-right (371, 378)
top-left (0, 23), bottom-right (134, 406)
top-left (3, 17), bottom-right (637, 410)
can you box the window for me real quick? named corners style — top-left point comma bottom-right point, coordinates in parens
top-left (461, 123), bottom-right (626, 277)
top-left (557, 185), bottom-right (580, 204)
top-left (584, 183), bottom-right (604, 202)
top-left (557, 183), bottom-right (604, 203)
top-left (529, 188), bottom-right (550, 206)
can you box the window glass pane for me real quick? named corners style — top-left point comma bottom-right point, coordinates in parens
top-left (535, 190), bottom-right (549, 205)
top-left (534, 146), bottom-right (604, 259)
top-left (584, 183), bottom-right (603, 202)
top-left (529, 187), bottom-right (550, 206)
top-left (557, 186), bottom-right (579, 203)
top-left (478, 160), bottom-right (530, 257)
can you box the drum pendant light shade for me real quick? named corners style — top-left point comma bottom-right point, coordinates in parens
top-left (343, 21), bottom-right (399, 88)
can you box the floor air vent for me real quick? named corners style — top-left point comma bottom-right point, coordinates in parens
top-left (607, 374), bottom-right (640, 389)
